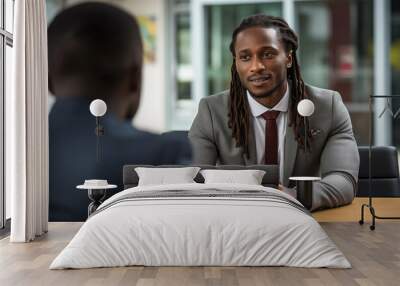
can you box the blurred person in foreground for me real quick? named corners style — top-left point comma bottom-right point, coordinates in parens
top-left (189, 14), bottom-right (359, 211)
top-left (48, 2), bottom-right (191, 221)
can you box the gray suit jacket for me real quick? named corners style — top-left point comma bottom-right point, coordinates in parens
top-left (189, 85), bottom-right (360, 211)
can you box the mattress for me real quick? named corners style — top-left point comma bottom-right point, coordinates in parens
top-left (50, 183), bottom-right (350, 269)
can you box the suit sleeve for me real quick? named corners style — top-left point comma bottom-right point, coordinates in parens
top-left (311, 92), bottom-right (360, 211)
top-left (188, 98), bottom-right (218, 164)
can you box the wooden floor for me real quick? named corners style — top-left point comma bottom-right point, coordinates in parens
top-left (1, 198), bottom-right (400, 286)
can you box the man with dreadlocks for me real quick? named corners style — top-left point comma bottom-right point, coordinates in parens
top-left (189, 14), bottom-right (359, 211)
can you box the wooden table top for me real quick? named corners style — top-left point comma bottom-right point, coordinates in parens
top-left (313, 197), bottom-right (400, 222)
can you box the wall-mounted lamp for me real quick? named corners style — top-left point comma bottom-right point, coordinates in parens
top-left (89, 99), bottom-right (107, 162)
top-left (297, 99), bottom-right (314, 153)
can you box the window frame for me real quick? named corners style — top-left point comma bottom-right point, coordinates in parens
top-left (0, 0), bottom-right (14, 230)
top-left (167, 0), bottom-right (197, 130)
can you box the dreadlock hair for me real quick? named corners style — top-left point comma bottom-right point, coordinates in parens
top-left (228, 14), bottom-right (308, 157)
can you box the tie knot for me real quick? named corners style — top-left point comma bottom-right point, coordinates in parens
top-left (261, 110), bottom-right (280, 120)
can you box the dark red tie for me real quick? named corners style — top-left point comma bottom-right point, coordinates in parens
top-left (261, 111), bottom-right (280, 164)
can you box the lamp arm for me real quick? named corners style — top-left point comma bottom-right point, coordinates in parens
top-left (304, 116), bottom-right (307, 153)
top-left (94, 117), bottom-right (105, 162)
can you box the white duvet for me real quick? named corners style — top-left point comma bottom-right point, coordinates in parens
top-left (50, 183), bottom-right (350, 269)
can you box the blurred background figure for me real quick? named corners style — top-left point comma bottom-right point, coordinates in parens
top-left (48, 2), bottom-right (192, 222)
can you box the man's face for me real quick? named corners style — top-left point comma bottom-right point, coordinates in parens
top-left (234, 27), bottom-right (292, 100)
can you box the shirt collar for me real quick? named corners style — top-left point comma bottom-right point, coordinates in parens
top-left (247, 83), bottom-right (290, 118)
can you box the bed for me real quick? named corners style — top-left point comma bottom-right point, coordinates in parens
top-left (50, 165), bottom-right (350, 269)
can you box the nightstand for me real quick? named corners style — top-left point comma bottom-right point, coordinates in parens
top-left (77, 180), bottom-right (117, 217)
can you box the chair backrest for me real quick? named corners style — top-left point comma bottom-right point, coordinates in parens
top-left (161, 130), bottom-right (192, 164)
top-left (357, 146), bottom-right (400, 197)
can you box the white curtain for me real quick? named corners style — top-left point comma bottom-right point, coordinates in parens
top-left (7, 0), bottom-right (48, 242)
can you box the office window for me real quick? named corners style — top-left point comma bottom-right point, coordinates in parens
top-left (168, 0), bottom-right (194, 130)
top-left (174, 1), bottom-right (192, 101)
top-left (1, 0), bottom-right (14, 229)
top-left (295, 0), bottom-right (373, 145)
top-left (391, 0), bottom-right (400, 149)
top-left (5, 0), bottom-right (12, 33)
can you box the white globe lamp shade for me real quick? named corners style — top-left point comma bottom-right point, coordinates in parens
top-left (297, 99), bottom-right (315, 117)
top-left (89, 99), bottom-right (107, 117)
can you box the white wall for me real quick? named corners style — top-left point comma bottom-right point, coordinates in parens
top-left (64, 0), bottom-right (168, 133)
top-left (120, 0), bottom-right (167, 133)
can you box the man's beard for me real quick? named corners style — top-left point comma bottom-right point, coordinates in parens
top-left (248, 77), bottom-right (286, 99)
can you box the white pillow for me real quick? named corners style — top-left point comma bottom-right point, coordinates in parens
top-left (200, 169), bottom-right (266, 185)
top-left (135, 167), bottom-right (200, 186)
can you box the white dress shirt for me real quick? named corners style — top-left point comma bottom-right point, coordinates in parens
top-left (246, 84), bottom-right (290, 183)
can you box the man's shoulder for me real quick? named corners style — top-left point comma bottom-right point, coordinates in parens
top-left (305, 84), bottom-right (340, 102)
top-left (303, 84), bottom-right (350, 127)
top-left (201, 90), bottom-right (229, 106)
top-left (197, 90), bottom-right (230, 119)
top-left (107, 127), bottom-right (189, 164)
top-left (305, 84), bottom-right (344, 111)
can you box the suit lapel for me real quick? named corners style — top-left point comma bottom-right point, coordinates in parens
top-left (243, 123), bottom-right (257, 165)
top-left (283, 104), bottom-right (298, 186)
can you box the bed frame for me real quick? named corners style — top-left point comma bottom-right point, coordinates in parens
top-left (123, 165), bottom-right (279, 189)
